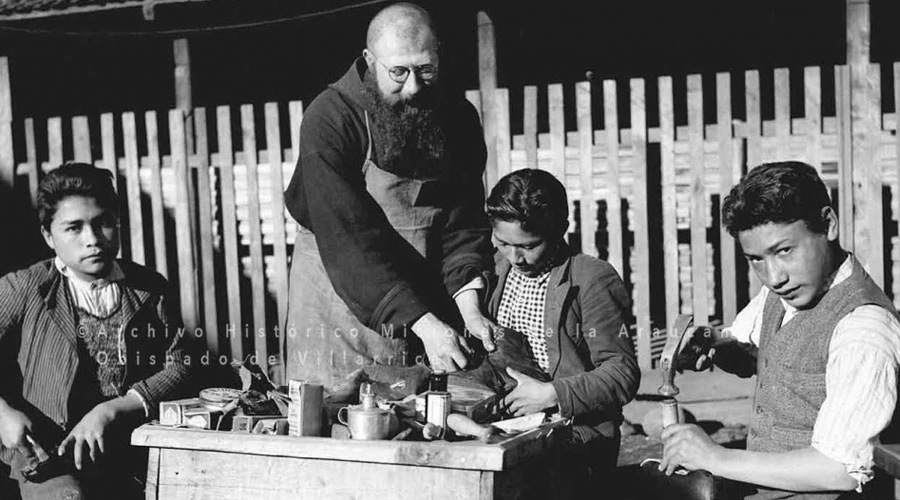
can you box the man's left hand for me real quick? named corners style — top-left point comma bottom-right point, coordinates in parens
top-left (57, 393), bottom-right (143, 470)
top-left (57, 401), bottom-right (117, 470)
top-left (500, 367), bottom-right (557, 416)
top-left (659, 423), bottom-right (724, 475)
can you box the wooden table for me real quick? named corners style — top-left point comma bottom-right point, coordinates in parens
top-left (131, 422), bottom-right (568, 500)
top-left (874, 443), bottom-right (900, 498)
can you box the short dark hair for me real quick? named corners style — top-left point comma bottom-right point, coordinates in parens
top-left (37, 162), bottom-right (118, 231)
top-left (486, 169), bottom-right (568, 238)
top-left (722, 161), bottom-right (832, 237)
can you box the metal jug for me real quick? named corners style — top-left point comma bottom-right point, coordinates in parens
top-left (337, 393), bottom-right (391, 440)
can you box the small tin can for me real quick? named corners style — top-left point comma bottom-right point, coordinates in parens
top-left (425, 391), bottom-right (451, 432)
top-left (660, 398), bottom-right (679, 428)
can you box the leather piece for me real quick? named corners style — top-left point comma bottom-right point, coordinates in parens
top-left (636, 460), bottom-right (724, 500)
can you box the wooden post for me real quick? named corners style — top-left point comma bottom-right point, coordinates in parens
top-left (174, 38), bottom-right (194, 154)
top-left (688, 74), bottom-right (709, 326)
top-left (716, 72), bottom-right (738, 326)
top-left (847, 0), bottom-right (883, 287)
top-left (169, 109), bottom-right (199, 332)
top-left (477, 11), bottom-right (498, 191)
top-left (0, 57), bottom-right (13, 190)
top-left (658, 76), bottom-right (679, 342)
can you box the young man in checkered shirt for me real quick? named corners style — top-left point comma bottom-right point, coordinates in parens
top-left (485, 168), bottom-right (640, 491)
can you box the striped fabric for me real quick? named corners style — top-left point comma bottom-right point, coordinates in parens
top-left (725, 256), bottom-right (900, 489)
top-left (0, 258), bottom-right (194, 467)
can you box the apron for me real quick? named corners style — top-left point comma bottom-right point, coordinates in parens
top-left (283, 112), bottom-right (444, 394)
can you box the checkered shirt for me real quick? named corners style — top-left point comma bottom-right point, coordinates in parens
top-left (496, 268), bottom-right (552, 372)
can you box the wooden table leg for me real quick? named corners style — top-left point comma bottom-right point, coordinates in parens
top-left (145, 447), bottom-right (161, 500)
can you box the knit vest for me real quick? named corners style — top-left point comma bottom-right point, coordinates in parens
top-left (745, 256), bottom-right (896, 500)
top-left (68, 298), bottom-right (128, 422)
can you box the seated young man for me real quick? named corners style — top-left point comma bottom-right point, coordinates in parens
top-left (485, 168), bottom-right (640, 488)
top-left (0, 163), bottom-right (195, 499)
top-left (662, 161), bottom-right (900, 499)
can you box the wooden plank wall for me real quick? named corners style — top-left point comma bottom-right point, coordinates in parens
top-left (472, 64), bottom-right (900, 369)
top-left (5, 64), bottom-right (900, 371)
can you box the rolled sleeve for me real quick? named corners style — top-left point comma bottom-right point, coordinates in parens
top-left (811, 305), bottom-right (900, 491)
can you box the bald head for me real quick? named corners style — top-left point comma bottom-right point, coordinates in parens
top-left (366, 3), bottom-right (437, 53)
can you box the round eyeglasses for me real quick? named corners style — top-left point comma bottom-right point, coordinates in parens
top-left (371, 54), bottom-right (438, 84)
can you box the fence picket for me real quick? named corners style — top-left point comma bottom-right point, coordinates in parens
top-left (216, 106), bottom-right (244, 362)
top-left (122, 112), bottom-right (145, 265)
top-left (194, 109), bottom-right (218, 352)
top-left (688, 74), bottom-right (709, 325)
top-left (100, 113), bottom-right (117, 184)
top-left (576, 82), bottom-right (596, 258)
top-left (496, 89), bottom-right (511, 181)
top-left (169, 109), bottom-right (199, 332)
top-left (48, 117), bottom-right (62, 171)
top-left (0, 58), bottom-right (11, 189)
top-left (630, 78), bottom-right (651, 370)
top-left (145, 111), bottom-right (168, 278)
top-left (836, 66), bottom-right (854, 253)
top-left (523, 86), bottom-right (538, 170)
top-left (24, 118), bottom-right (38, 205)
top-left (289, 101), bottom-right (303, 166)
top-left (465, 90), bottom-right (482, 124)
top-left (854, 63), bottom-right (883, 287)
top-left (658, 76), bottom-right (679, 337)
top-left (548, 84), bottom-right (566, 183)
top-left (603, 80), bottom-right (623, 275)
top-left (717, 72), bottom-right (738, 325)
top-left (744, 70), bottom-right (762, 297)
top-left (240, 104), bottom-right (269, 372)
top-left (73, 116), bottom-right (91, 163)
top-left (804, 67), bottom-right (822, 172)
top-left (894, 62), bottom-right (900, 307)
top-left (265, 102), bottom-right (289, 336)
top-left (775, 68), bottom-right (791, 161)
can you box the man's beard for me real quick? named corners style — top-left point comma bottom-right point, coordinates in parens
top-left (362, 70), bottom-right (447, 177)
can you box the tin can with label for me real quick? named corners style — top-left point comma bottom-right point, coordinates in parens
top-left (425, 391), bottom-right (451, 434)
top-left (660, 398), bottom-right (679, 428)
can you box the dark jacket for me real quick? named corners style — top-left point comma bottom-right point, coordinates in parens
top-left (0, 259), bottom-right (194, 465)
top-left (488, 245), bottom-right (640, 444)
top-left (283, 58), bottom-right (491, 333)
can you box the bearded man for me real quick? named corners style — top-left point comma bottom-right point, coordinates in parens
top-left (282, 3), bottom-right (496, 396)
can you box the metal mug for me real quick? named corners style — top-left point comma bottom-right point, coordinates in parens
top-left (337, 404), bottom-right (391, 440)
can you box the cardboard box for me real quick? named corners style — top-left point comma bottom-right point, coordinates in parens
top-left (232, 414), bottom-right (283, 433)
top-left (159, 398), bottom-right (202, 426)
top-left (182, 407), bottom-right (223, 430)
top-left (252, 418), bottom-right (289, 435)
top-left (287, 381), bottom-right (323, 437)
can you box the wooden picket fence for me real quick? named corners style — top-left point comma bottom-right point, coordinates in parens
top-left (4, 56), bottom-right (900, 374)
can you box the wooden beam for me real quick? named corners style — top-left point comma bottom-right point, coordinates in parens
top-left (173, 38), bottom-right (194, 154)
top-left (477, 11), bottom-right (498, 191)
top-left (0, 57), bottom-right (13, 190)
top-left (847, 0), bottom-right (883, 287)
top-left (0, 0), bottom-right (221, 21)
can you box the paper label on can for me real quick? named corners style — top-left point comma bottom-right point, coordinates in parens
top-left (425, 392), bottom-right (450, 428)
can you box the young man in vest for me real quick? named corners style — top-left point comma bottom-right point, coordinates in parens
top-left (660, 161), bottom-right (900, 499)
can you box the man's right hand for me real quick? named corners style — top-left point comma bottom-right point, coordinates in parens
top-left (411, 313), bottom-right (470, 372)
top-left (0, 399), bottom-right (37, 461)
top-left (676, 326), bottom-right (717, 372)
